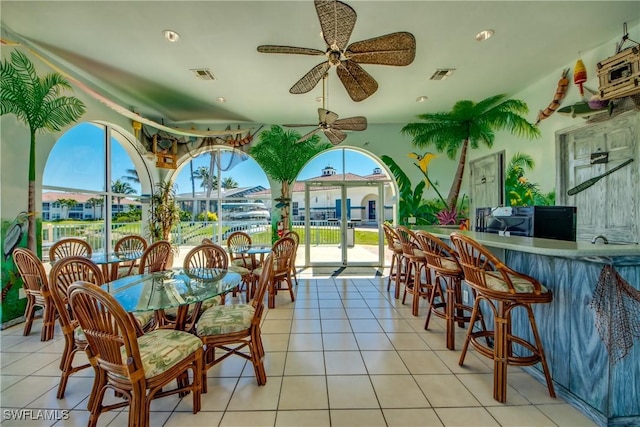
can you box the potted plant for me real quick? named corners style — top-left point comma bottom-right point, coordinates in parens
top-left (147, 180), bottom-right (180, 244)
top-left (1, 49), bottom-right (86, 252)
top-left (249, 125), bottom-right (331, 242)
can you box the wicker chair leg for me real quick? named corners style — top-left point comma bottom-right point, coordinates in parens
top-left (458, 298), bottom-right (482, 366)
top-left (526, 304), bottom-right (556, 398)
top-left (22, 297), bottom-right (35, 336)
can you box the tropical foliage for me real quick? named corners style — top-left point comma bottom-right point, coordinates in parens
top-left (1, 49), bottom-right (86, 251)
top-left (401, 94), bottom-right (540, 213)
top-left (505, 153), bottom-right (554, 206)
top-left (147, 180), bottom-right (181, 242)
top-left (249, 125), bottom-right (331, 239)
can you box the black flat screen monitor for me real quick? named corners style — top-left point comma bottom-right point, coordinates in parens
top-left (533, 206), bottom-right (577, 242)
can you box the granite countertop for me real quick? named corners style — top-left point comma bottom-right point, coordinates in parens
top-left (412, 226), bottom-right (640, 259)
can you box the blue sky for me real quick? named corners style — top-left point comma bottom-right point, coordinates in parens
top-left (44, 123), bottom-right (383, 194)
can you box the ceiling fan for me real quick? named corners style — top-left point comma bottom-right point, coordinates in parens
top-left (257, 0), bottom-right (416, 102)
top-left (284, 74), bottom-right (367, 145)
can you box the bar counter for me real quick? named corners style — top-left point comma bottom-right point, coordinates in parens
top-left (413, 227), bottom-right (640, 427)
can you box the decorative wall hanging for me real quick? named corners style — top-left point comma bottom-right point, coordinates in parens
top-left (567, 158), bottom-right (634, 196)
top-left (535, 68), bottom-right (570, 124)
top-left (573, 58), bottom-right (587, 98)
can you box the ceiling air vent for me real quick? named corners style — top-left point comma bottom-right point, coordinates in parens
top-left (429, 68), bottom-right (455, 80)
top-left (190, 68), bottom-right (216, 81)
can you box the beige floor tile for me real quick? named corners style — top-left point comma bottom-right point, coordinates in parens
top-left (290, 319), bottom-right (322, 333)
top-left (368, 306), bottom-right (403, 319)
top-left (111, 409), bottom-right (172, 426)
top-left (320, 319), bottom-right (352, 333)
top-left (26, 376), bottom-right (94, 409)
top-left (345, 308), bottom-right (376, 318)
top-left (414, 374), bottom-right (481, 408)
top-left (383, 408), bottom-right (444, 426)
top-left (275, 409), bottom-right (331, 426)
top-left (435, 407), bottom-right (499, 427)
top-left (279, 376), bottom-right (329, 410)
top-left (387, 332), bottom-right (430, 350)
top-left (292, 299), bottom-right (320, 309)
top-left (261, 319), bottom-right (293, 334)
top-left (327, 376), bottom-right (379, 409)
top-left (355, 333), bottom-right (395, 350)
top-left (1, 376), bottom-right (59, 408)
top-left (60, 409), bottom-right (119, 427)
top-left (206, 353), bottom-right (247, 378)
top-left (487, 405), bottom-right (556, 426)
top-left (507, 372), bottom-right (559, 404)
top-left (436, 349), bottom-right (493, 374)
top-left (397, 350), bottom-right (452, 374)
top-left (457, 373), bottom-right (530, 406)
top-left (219, 410), bottom-right (277, 426)
top-left (1, 352), bottom-right (31, 369)
top-left (377, 318), bottom-right (415, 333)
top-left (370, 375), bottom-right (430, 408)
top-left (1, 352), bottom-right (61, 376)
top-left (324, 351), bottom-right (367, 375)
top-left (164, 410), bottom-right (224, 426)
top-left (226, 376), bottom-right (283, 411)
top-left (361, 350), bottom-right (410, 374)
top-left (330, 409), bottom-right (387, 426)
top-left (264, 309), bottom-right (294, 320)
top-left (342, 299), bottom-right (369, 308)
top-left (287, 333), bottom-right (323, 351)
top-left (322, 333), bottom-right (358, 351)
top-left (261, 333), bottom-right (290, 352)
top-left (184, 377), bottom-right (237, 411)
top-left (240, 351), bottom-right (286, 378)
top-left (319, 308), bottom-right (348, 319)
top-left (284, 351), bottom-right (325, 376)
top-left (536, 403), bottom-right (599, 427)
top-left (0, 375), bottom-right (26, 391)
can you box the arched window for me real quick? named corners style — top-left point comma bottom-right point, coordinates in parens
top-left (42, 122), bottom-right (148, 256)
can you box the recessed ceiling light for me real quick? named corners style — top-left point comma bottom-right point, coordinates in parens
top-left (416, 96), bottom-right (428, 102)
top-left (475, 29), bottom-right (494, 41)
top-left (162, 30), bottom-right (180, 42)
top-left (216, 97), bottom-right (226, 103)
top-left (316, 96), bottom-right (324, 103)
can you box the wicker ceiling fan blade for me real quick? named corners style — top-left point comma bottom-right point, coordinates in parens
top-left (283, 123), bottom-right (319, 128)
top-left (297, 128), bottom-right (322, 143)
top-left (318, 108), bottom-right (339, 125)
top-left (336, 61), bottom-right (378, 102)
top-left (334, 116), bottom-right (368, 131)
top-left (257, 45), bottom-right (325, 56)
top-left (346, 32), bottom-right (416, 66)
top-left (290, 62), bottom-right (331, 94)
top-left (323, 127), bottom-right (347, 145)
top-left (315, 0), bottom-right (356, 50)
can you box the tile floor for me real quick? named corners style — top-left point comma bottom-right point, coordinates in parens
top-left (0, 270), bottom-right (598, 427)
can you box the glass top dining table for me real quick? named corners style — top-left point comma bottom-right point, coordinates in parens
top-left (104, 267), bottom-right (242, 331)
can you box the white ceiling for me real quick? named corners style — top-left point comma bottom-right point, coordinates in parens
top-left (1, 1), bottom-right (638, 128)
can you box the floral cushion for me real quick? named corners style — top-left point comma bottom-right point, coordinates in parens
top-left (196, 304), bottom-right (255, 336)
top-left (231, 258), bottom-right (250, 268)
top-left (438, 257), bottom-right (460, 272)
top-left (412, 248), bottom-right (424, 258)
top-left (162, 295), bottom-right (222, 317)
top-left (74, 326), bottom-right (86, 342)
top-left (484, 271), bottom-right (548, 294)
top-left (120, 329), bottom-right (202, 379)
top-left (133, 311), bottom-right (155, 328)
top-left (393, 243), bottom-right (403, 253)
top-left (229, 264), bottom-right (251, 276)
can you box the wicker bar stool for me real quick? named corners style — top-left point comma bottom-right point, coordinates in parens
top-left (450, 232), bottom-right (555, 403)
top-left (415, 231), bottom-right (484, 350)
top-left (396, 226), bottom-right (430, 316)
top-left (383, 223), bottom-right (405, 299)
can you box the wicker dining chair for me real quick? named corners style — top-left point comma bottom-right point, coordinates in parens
top-left (137, 240), bottom-right (172, 274)
top-left (12, 247), bottom-right (56, 341)
top-left (383, 223), bottom-right (405, 299)
top-left (226, 231), bottom-right (256, 299)
top-left (155, 243), bottom-right (229, 331)
top-left (49, 238), bottom-right (92, 262)
top-left (283, 230), bottom-right (300, 286)
top-left (114, 234), bottom-right (147, 277)
top-left (197, 253), bottom-right (273, 388)
top-left (252, 237), bottom-right (296, 309)
top-left (68, 280), bottom-right (204, 427)
top-left (48, 256), bottom-right (103, 400)
top-left (396, 226), bottom-right (431, 316)
top-left (450, 232), bottom-right (555, 403)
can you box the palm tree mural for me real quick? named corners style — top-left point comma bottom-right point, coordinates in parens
top-left (249, 125), bottom-right (331, 239)
top-left (221, 177), bottom-right (239, 189)
top-left (401, 94), bottom-right (540, 212)
top-left (0, 50), bottom-right (85, 252)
